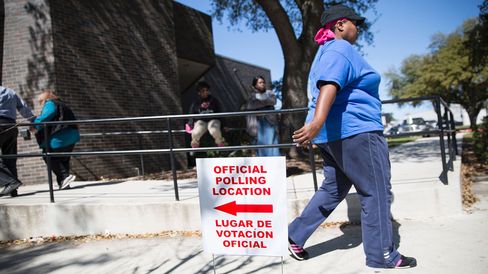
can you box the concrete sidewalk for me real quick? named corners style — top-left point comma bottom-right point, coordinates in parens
top-left (0, 136), bottom-right (463, 240)
top-left (0, 190), bottom-right (487, 273)
top-left (2, 135), bottom-right (485, 273)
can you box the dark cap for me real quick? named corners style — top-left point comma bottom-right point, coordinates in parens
top-left (320, 4), bottom-right (365, 26)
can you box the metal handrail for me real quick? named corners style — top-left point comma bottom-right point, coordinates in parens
top-left (1, 108), bottom-right (312, 203)
top-left (13, 108), bottom-right (308, 127)
top-left (382, 95), bottom-right (458, 184)
top-left (1, 95), bottom-right (458, 202)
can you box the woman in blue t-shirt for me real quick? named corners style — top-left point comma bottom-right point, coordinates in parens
top-left (34, 90), bottom-right (80, 190)
top-left (287, 5), bottom-right (416, 269)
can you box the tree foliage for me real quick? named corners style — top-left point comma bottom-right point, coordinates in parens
top-left (385, 9), bottom-right (488, 129)
top-left (210, 0), bottom-right (378, 156)
top-left (211, 0), bottom-right (377, 47)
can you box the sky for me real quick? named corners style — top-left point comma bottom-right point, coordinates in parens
top-left (175, 0), bottom-right (483, 121)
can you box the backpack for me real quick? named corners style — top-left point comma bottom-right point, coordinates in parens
top-left (35, 100), bottom-right (78, 147)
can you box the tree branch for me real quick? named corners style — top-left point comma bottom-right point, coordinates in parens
top-left (297, 0), bottom-right (323, 56)
top-left (255, 0), bottom-right (300, 62)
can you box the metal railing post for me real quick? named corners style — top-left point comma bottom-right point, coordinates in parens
top-left (443, 108), bottom-right (454, 171)
top-left (43, 124), bottom-right (55, 203)
top-left (166, 118), bottom-right (180, 201)
top-left (138, 135), bottom-right (145, 177)
top-left (435, 98), bottom-right (448, 184)
top-left (449, 111), bottom-right (458, 157)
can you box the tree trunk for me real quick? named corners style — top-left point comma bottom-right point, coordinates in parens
top-left (461, 89), bottom-right (485, 130)
top-left (255, 0), bottom-right (322, 158)
top-left (280, 53), bottom-right (314, 158)
top-left (467, 110), bottom-right (479, 130)
top-left (465, 105), bottom-right (482, 130)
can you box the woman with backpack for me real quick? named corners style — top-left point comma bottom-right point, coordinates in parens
top-left (34, 89), bottom-right (80, 190)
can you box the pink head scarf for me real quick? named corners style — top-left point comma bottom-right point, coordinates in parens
top-left (314, 17), bottom-right (348, 45)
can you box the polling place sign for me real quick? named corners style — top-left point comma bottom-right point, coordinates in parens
top-left (197, 156), bottom-right (287, 256)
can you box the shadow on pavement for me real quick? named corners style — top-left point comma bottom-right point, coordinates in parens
top-left (2, 180), bottom-right (127, 199)
top-left (196, 256), bottom-right (283, 274)
top-left (305, 194), bottom-right (402, 260)
top-left (68, 180), bottom-right (127, 190)
top-left (389, 139), bottom-right (440, 163)
top-left (0, 243), bottom-right (115, 274)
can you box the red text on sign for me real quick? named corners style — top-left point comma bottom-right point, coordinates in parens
top-left (214, 165), bottom-right (267, 174)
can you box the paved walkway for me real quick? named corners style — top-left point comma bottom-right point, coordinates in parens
top-left (1, 135), bottom-right (487, 273)
top-left (1, 193), bottom-right (487, 274)
top-left (0, 136), bottom-right (461, 206)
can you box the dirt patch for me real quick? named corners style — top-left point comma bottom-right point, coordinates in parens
top-left (0, 231), bottom-right (201, 247)
top-left (461, 137), bottom-right (488, 209)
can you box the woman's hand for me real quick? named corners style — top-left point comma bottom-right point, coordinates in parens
top-left (292, 83), bottom-right (338, 147)
top-left (292, 122), bottom-right (321, 147)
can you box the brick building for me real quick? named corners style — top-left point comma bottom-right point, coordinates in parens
top-left (0, 0), bottom-right (271, 184)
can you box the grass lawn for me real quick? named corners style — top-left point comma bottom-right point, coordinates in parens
top-left (387, 136), bottom-right (419, 148)
top-left (463, 133), bottom-right (473, 142)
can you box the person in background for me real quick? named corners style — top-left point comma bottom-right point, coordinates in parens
top-left (187, 81), bottom-right (225, 148)
top-left (34, 89), bottom-right (80, 190)
top-left (245, 76), bottom-right (280, 156)
top-left (0, 85), bottom-right (35, 196)
top-left (287, 4), bottom-right (417, 269)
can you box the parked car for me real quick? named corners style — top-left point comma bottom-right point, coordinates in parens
top-left (384, 124), bottom-right (400, 136)
top-left (396, 117), bottom-right (438, 137)
top-left (422, 120), bottom-right (438, 137)
top-left (398, 117), bottom-right (428, 133)
top-left (425, 120), bottom-right (438, 129)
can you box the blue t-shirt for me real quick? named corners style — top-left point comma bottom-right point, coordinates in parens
top-left (306, 39), bottom-right (383, 143)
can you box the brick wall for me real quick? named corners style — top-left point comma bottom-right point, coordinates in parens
top-left (2, 0), bottom-right (55, 184)
top-left (0, 0), bottom-right (4, 84)
top-left (49, 0), bottom-right (185, 181)
top-left (2, 0), bottom-right (187, 184)
top-left (173, 2), bottom-right (214, 68)
top-left (1, 0), bottom-right (269, 185)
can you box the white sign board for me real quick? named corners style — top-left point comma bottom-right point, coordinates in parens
top-left (197, 156), bottom-right (287, 256)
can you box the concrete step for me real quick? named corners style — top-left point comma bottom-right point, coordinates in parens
top-left (0, 136), bottom-right (464, 241)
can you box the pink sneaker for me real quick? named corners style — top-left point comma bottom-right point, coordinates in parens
top-left (288, 238), bottom-right (309, 261)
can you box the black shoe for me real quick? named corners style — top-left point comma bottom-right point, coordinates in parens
top-left (395, 255), bottom-right (417, 268)
top-left (0, 181), bottom-right (22, 196)
top-left (288, 238), bottom-right (309, 261)
top-left (10, 189), bottom-right (18, 197)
